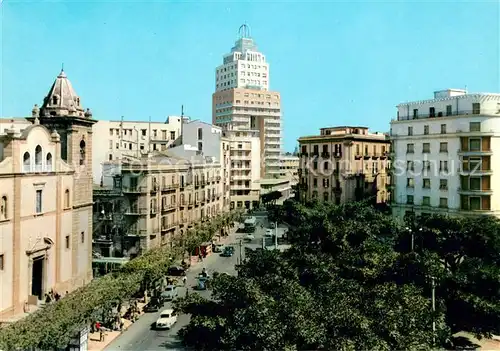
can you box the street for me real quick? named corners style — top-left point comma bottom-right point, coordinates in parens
top-left (104, 215), bottom-right (283, 351)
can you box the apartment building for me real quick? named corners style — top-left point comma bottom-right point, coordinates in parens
top-left (298, 126), bottom-right (390, 204)
top-left (0, 69), bottom-right (95, 320)
top-left (390, 89), bottom-right (500, 219)
top-left (223, 129), bottom-right (261, 209)
top-left (111, 154), bottom-right (225, 253)
top-left (279, 154), bottom-right (300, 184)
top-left (92, 117), bottom-right (182, 184)
top-left (212, 25), bottom-right (282, 177)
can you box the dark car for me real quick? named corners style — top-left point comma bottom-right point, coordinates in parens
top-left (220, 246), bottom-right (234, 257)
top-left (168, 266), bottom-right (186, 276)
top-left (144, 298), bottom-right (162, 313)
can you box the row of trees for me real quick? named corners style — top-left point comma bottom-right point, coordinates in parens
top-left (0, 209), bottom-right (242, 350)
top-left (175, 200), bottom-right (500, 350)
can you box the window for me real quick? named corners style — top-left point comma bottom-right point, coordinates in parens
top-left (440, 161), bottom-right (448, 172)
top-left (469, 122), bottom-right (481, 132)
top-left (198, 142), bottom-right (203, 151)
top-left (472, 103), bottom-right (481, 114)
top-left (35, 145), bottom-right (42, 171)
top-left (408, 126), bottom-right (413, 136)
top-left (323, 178), bottom-right (330, 188)
top-left (424, 125), bottom-right (429, 135)
top-left (469, 158), bottom-right (482, 172)
top-left (23, 152), bottom-right (31, 172)
top-left (81, 231), bottom-right (85, 243)
top-left (413, 109), bottom-right (418, 119)
top-left (313, 178), bottom-right (318, 187)
top-left (64, 189), bottom-right (70, 208)
top-left (323, 192), bottom-right (329, 201)
top-left (406, 178), bottom-right (414, 188)
top-left (407, 161), bottom-right (414, 171)
top-left (45, 153), bottom-right (53, 171)
top-left (170, 131), bottom-right (176, 141)
top-left (36, 189), bottom-right (42, 213)
top-left (439, 142), bottom-right (448, 152)
top-left (440, 124), bottom-right (447, 134)
top-left (440, 179), bottom-right (448, 190)
top-left (422, 143), bottom-right (430, 153)
top-left (422, 196), bottom-right (431, 206)
top-left (469, 138), bottom-right (481, 151)
top-left (429, 107), bottom-right (435, 117)
top-left (470, 197), bottom-right (481, 210)
top-left (301, 146), bottom-right (307, 154)
top-left (313, 145), bottom-right (319, 155)
top-left (141, 129), bottom-right (147, 136)
top-left (423, 161), bottom-right (430, 170)
top-left (423, 179), bottom-right (431, 188)
top-left (313, 161), bottom-right (318, 170)
top-left (470, 177), bottom-right (481, 190)
top-left (446, 105), bottom-right (452, 116)
top-left (80, 140), bottom-right (86, 165)
top-left (406, 195), bottom-right (414, 204)
top-left (198, 128), bottom-right (203, 140)
top-left (0, 254), bottom-right (3, 270)
top-left (439, 197), bottom-right (448, 208)
top-left (0, 196), bottom-right (7, 220)
top-left (324, 162), bottom-right (329, 170)
top-left (406, 144), bottom-right (414, 153)
top-left (65, 235), bottom-right (70, 249)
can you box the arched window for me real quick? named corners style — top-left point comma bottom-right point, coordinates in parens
top-left (64, 189), bottom-right (70, 208)
top-left (23, 152), bottom-right (31, 172)
top-left (52, 95), bottom-right (58, 105)
top-left (0, 196), bottom-right (7, 220)
top-left (35, 145), bottom-right (42, 172)
top-left (323, 192), bottom-right (329, 202)
top-left (46, 153), bottom-right (53, 172)
top-left (79, 140), bottom-right (86, 165)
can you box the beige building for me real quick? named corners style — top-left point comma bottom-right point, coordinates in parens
top-left (223, 129), bottom-right (261, 209)
top-left (92, 117), bottom-right (183, 185)
top-left (110, 153), bottom-right (225, 253)
top-left (298, 126), bottom-right (391, 204)
top-left (0, 69), bottom-right (95, 320)
top-left (213, 89), bottom-right (281, 177)
top-left (279, 154), bottom-right (300, 184)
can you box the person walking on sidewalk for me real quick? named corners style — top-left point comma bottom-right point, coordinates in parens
top-left (182, 276), bottom-right (187, 285)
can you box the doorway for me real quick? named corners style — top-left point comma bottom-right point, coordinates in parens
top-left (31, 256), bottom-right (44, 300)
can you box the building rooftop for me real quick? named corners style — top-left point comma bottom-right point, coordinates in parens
top-left (299, 126), bottom-right (388, 142)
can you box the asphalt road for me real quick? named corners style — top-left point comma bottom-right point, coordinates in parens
top-left (104, 217), bottom-right (278, 351)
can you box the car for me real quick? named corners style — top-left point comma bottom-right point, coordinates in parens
top-left (265, 229), bottom-right (274, 237)
top-left (161, 285), bottom-right (178, 301)
top-left (167, 266), bottom-right (186, 276)
top-left (244, 234), bottom-right (255, 241)
top-left (144, 299), bottom-right (162, 313)
top-left (220, 246), bottom-right (234, 257)
top-left (213, 244), bottom-right (224, 253)
top-left (155, 308), bottom-right (177, 330)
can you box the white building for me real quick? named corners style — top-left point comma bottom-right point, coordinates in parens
top-left (92, 117), bottom-right (183, 184)
top-left (212, 25), bottom-right (283, 177)
top-left (390, 89), bottom-right (500, 220)
top-left (215, 24), bottom-right (269, 92)
top-left (223, 129), bottom-right (261, 209)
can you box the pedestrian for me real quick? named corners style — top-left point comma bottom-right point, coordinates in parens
top-left (54, 292), bottom-right (61, 301)
top-left (182, 276), bottom-right (187, 285)
top-left (185, 288), bottom-right (189, 298)
top-left (120, 317), bottom-right (125, 331)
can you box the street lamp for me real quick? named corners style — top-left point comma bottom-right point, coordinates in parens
top-left (431, 275), bottom-right (436, 346)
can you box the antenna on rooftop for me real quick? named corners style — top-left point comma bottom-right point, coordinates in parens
top-left (181, 105), bottom-right (184, 117)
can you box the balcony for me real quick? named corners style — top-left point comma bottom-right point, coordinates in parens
top-left (126, 227), bottom-right (148, 236)
top-left (320, 152), bottom-right (330, 158)
top-left (201, 179), bottom-right (206, 186)
top-left (150, 184), bottom-right (159, 193)
top-left (458, 149), bottom-right (493, 156)
top-left (161, 222), bottom-right (177, 232)
top-left (211, 195), bottom-right (216, 201)
top-left (458, 187), bottom-right (493, 195)
top-left (150, 207), bottom-right (159, 215)
top-left (216, 176), bottom-right (221, 182)
top-left (161, 203), bottom-right (176, 212)
top-left (93, 234), bottom-right (112, 244)
top-left (459, 167), bottom-right (493, 176)
top-left (396, 108), bottom-right (498, 121)
top-left (97, 213), bottom-right (113, 221)
top-left (355, 153), bottom-right (362, 160)
top-left (161, 184), bottom-right (179, 192)
top-left (124, 206), bottom-right (148, 215)
top-left (122, 186), bottom-right (147, 194)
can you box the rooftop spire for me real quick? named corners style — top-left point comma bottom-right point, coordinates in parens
top-left (40, 69), bottom-right (85, 118)
top-left (238, 23), bottom-right (251, 39)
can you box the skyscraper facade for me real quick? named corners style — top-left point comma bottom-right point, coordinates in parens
top-left (212, 25), bottom-right (283, 177)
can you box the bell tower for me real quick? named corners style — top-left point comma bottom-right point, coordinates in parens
top-left (29, 69), bottom-right (97, 284)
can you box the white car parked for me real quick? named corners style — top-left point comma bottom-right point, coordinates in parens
top-left (156, 308), bottom-right (177, 330)
top-left (265, 229), bottom-right (274, 237)
top-left (245, 234), bottom-right (255, 241)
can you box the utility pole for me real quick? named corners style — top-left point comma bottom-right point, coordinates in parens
top-left (262, 235), bottom-right (266, 250)
top-left (239, 239), bottom-right (243, 263)
top-left (274, 221), bottom-right (278, 250)
top-left (431, 276), bottom-right (436, 346)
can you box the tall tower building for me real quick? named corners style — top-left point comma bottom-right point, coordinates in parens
top-left (212, 25), bottom-right (283, 177)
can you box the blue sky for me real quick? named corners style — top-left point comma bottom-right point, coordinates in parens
top-left (1, 0), bottom-right (498, 152)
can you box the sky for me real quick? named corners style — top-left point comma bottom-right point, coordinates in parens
top-left (1, 0), bottom-right (499, 152)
